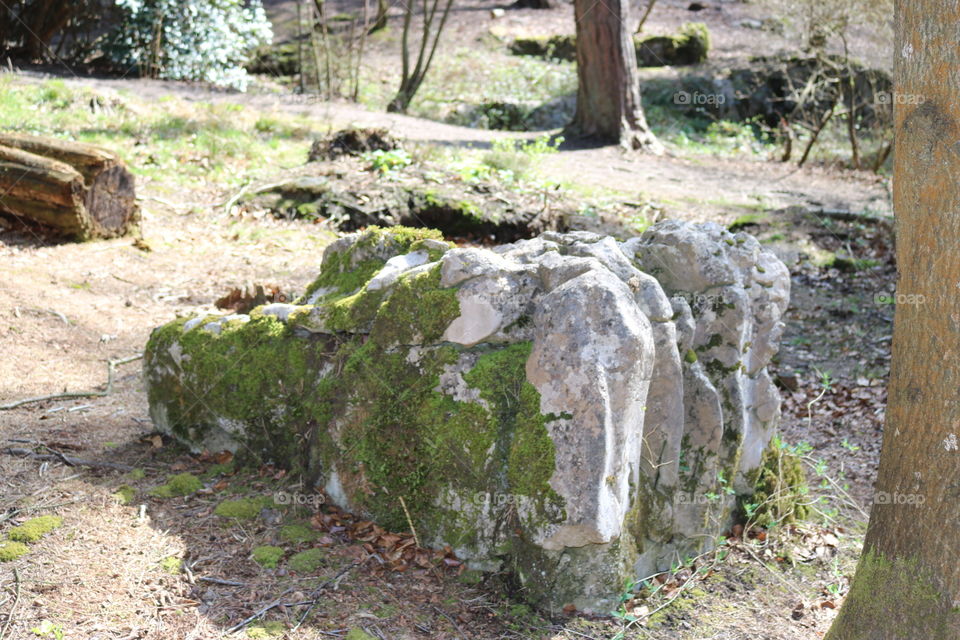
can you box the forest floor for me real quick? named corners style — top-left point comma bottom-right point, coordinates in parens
top-left (0, 1), bottom-right (896, 638)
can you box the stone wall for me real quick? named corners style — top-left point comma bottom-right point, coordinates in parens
top-left (144, 221), bottom-right (790, 613)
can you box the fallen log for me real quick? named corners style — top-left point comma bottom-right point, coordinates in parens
top-left (0, 132), bottom-right (138, 240)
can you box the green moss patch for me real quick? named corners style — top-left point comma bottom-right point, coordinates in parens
top-left (0, 540), bottom-right (29, 562)
top-left (280, 523), bottom-right (319, 544)
top-left (7, 515), bottom-right (63, 543)
top-left (742, 438), bottom-right (810, 527)
top-left (149, 473), bottom-right (203, 498)
top-left (113, 485), bottom-right (137, 505)
top-left (345, 629), bottom-right (377, 640)
top-left (288, 548), bottom-right (326, 573)
top-left (214, 497), bottom-right (266, 520)
top-left (252, 545), bottom-right (285, 568)
top-left (159, 556), bottom-right (181, 574)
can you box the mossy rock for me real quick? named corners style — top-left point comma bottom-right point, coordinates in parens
top-left (150, 473), bottom-right (203, 498)
top-left (252, 545), bottom-right (285, 569)
top-left (508, 34), bottom-right (576, 61)
top-left (288, 548), bottom-right (326, 573)
top-left (636, 22), bottom-right (710, 67)
top-left (345, 630), bottom-right (377, 640)
top-left (7, 515), bottom-right (63, 543)
top-left (0, 540), bottom-right (29, 562)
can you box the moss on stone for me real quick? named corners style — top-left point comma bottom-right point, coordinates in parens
top-left (288, 548), bottom-right (326, 573)
top-left (370, 264), bottom-right (459, 346)
top-left (215, 497), bottom-right (266, 520)
top-left (280, 523), bottom-right (319, 544)
top-left (345, 629), bottom-right (377, 640)
top-left (684, 348), bottom-right (698, 363)
top-left (300, 226), bottom-right (447, 303)
top-left (7, 515), bottom-right (62, 542)
top-left (252, 545), bottom-right (285, 568)
top-left (742, 440), bottom-right (809, 527)
top-left (146, 314), bottom-right (328, 472)
top-left (0, 540), bottom-right (29, 562)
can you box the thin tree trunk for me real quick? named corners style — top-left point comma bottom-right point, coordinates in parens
top-left (371, 0), bottom-right (389, 33)
top-left (635, 0), bottom-right (657, 34)
top-left (824, 1), bottom-right (960, 637)
top-left (570, 0), bottom-right (662, 152)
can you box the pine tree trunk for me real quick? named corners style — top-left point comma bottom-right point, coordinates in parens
top-left (570, 0), bottom-right (662, 152)
top-left (0, 133), bottom-right (138, 240)
top-left (824, 1), bottom-right (960, 638)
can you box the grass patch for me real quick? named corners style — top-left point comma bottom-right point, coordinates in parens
top-left (0, 77), bottom-right (317, 190)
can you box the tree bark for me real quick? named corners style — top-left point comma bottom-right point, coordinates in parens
top-left (824, 1), bottom-right (960, 638)
top-left (0, 133), bottom-right (138, 240)
top-left (570, 0), bottom-right (662, 152)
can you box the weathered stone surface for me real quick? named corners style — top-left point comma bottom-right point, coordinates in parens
top-left (144, 222), bottom-right (790, 613)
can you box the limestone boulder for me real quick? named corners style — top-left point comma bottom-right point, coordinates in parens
top-left (144, 222), bottom-right (790, 613)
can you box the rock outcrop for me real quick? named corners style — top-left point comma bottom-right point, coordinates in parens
top-left (144, 222), bottom-right (790, 613)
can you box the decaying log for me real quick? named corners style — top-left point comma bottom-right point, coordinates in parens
top-left (0, 132), bottom-right (138, 240)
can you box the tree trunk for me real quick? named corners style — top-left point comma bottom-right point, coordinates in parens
top-left (824, 1), bottom-right (960, 638)
top-left (570, 0), bottom-right (662, 152)
top-left (0, 133), bottom-right (138, 240)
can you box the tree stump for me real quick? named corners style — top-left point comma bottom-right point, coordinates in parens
top-left (0, 132), bottom-right (138, 240)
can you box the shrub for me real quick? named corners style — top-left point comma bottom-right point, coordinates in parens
top-left (105, 0), bottom-right (272, 90)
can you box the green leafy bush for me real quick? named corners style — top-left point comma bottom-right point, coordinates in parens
top-left (106, 0), bottom-right (272, 90)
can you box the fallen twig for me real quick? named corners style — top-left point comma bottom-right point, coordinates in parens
top-left (292, 561), bottom-right (361, 631)
top-left (0, 353), bottom-right (143, 410)
top-left (198, 577), bottom-right (245, 587)
top-left (3, 447), bottom-right (132, 472)
top-left (225, 589), bottom-right (294, 635)
top-left (432, 605), bottom-right (465, 640)
top-left (0, 568), bottom-right (21, 640)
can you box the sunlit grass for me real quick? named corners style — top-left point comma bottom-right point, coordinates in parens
top-left (0, 76), bottom-right (318, 189)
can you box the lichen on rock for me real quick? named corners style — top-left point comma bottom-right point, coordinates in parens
top-left (144, 222), bottom-right (791, 613)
